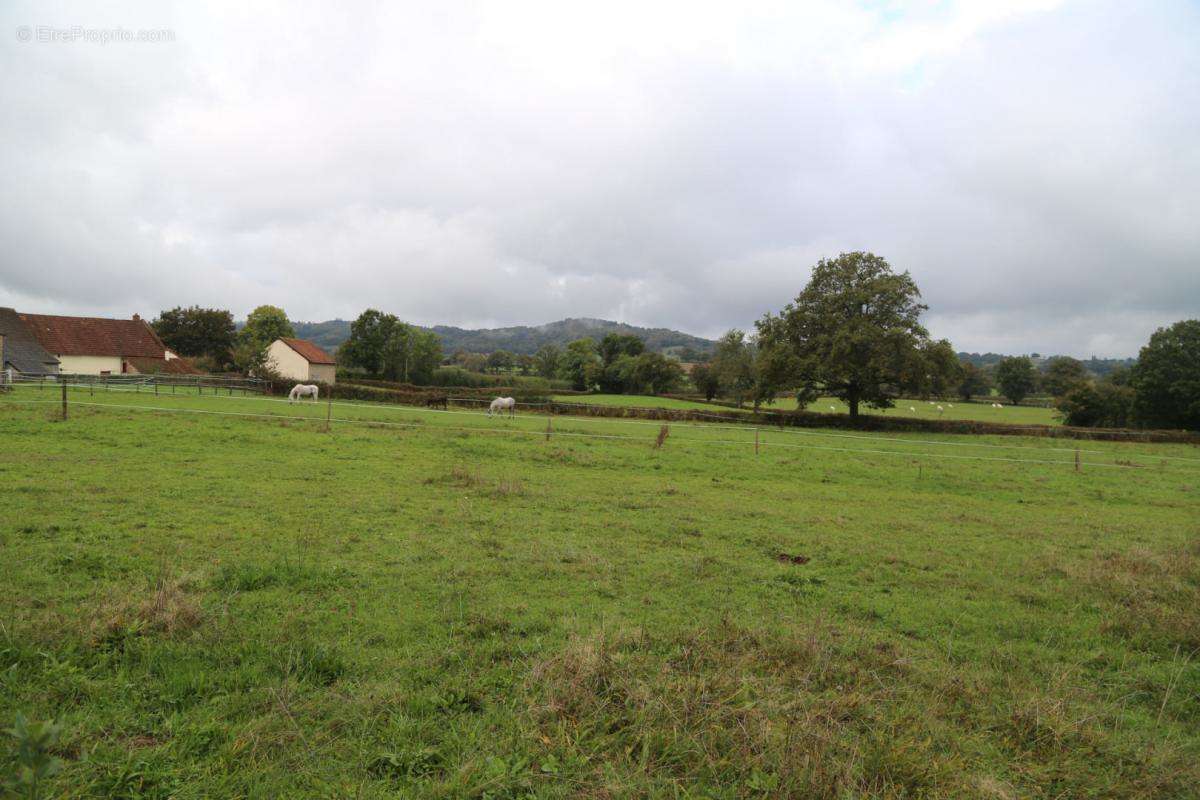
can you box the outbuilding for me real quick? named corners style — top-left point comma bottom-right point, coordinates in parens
top-left (0, 307), bottom-right (60, 376)
top-left (265, 338), bottom-right (336, 385)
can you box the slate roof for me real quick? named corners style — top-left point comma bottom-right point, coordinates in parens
top-left (279, 338), bottom-right (336, 365)
top-left (0, 307), bottom-right (60, 373)
top-left (19, 313), bottom-right (167, 358)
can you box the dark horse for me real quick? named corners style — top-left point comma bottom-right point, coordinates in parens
top-left (424, 395), bottom-right (449, 410)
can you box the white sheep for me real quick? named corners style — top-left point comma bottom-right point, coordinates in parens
top-left (909, 406), bottom-right (916, 412)
top-left (829, 405), bottom-right (836, 412)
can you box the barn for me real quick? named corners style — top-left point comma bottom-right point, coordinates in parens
top-left (17, 312), bottom-right (195, 375)
top-left (265, 338), bottom-right (337, 385)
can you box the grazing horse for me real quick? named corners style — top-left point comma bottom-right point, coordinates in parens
top-left (488, 396), bottom-right (516, 417)
top-left (424, 395), bottom-right (449, 410)
top-left (289, 384), bottom-right (320, 403)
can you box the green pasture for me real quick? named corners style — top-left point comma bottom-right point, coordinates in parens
top-left (1, 385), bottom-right (1197, 798)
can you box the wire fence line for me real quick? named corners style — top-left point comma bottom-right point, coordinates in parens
top-left (4, 371), bottom-right (267, 394)
top-left (7, 381), bottom-right (1199, 466)
top-left (4, 392), bottom-right (1186, 472)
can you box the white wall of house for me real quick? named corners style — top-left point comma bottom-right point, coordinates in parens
top-left (310, 363), bottom-right (336, 385)
top-left (265, 340), bottom-right (311, 382)
top-left (57, 355), bottom-right (123, 374)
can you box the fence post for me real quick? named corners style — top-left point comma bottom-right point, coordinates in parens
top-left (61, 379), bottom-right (67, 420)
top-left (154, 379), bottom-right (158, 396)
top-left (325, 389), bottom-right (333, 433)
top-left (1075, 449), bottom-right (1080, 473)
top-left (545, 416), bottom-right (552, 441)
top-left (755, 427), bottom-right (760, 455)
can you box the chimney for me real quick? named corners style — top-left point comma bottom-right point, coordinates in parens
top-left (132, 313), bottom-right (141, 321)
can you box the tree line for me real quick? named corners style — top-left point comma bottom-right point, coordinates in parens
top-left (148, 252), bottom-right (1198, 430)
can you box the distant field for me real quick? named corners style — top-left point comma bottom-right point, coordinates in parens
top-left (2, 386), bottom-right (1197, 797)
top-left (555, 393), bottom-right (1061, 426)
top-left (793, 396), bottom-right (1061, 426)
top-left (551, 393), bottom-right (745, 413)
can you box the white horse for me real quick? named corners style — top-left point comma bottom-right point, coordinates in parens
top-left (289, 384), bottom-right (320, 403)
top-left (488, 396), bottom-right (516, 417)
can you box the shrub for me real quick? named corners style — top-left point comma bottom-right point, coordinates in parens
top-left (1057, 382), bottom-right (1135, 428)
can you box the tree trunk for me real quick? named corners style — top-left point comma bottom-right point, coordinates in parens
top-left (848, 395), bottom-right (860, 419)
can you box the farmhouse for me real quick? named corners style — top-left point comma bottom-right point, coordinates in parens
top-left (17, 312), bottom-right (194, 375)
top-left (0, 307), bottom-right (60, 376)
top-left (266, 338), bottom-right (336, 384)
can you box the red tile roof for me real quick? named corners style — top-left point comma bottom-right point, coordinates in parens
top-left (124, 356), bottom-right (202, 375)
top-left (280, 337), bottom-right (335, 365)
top-left (19, 313), bottom-right (167, 358)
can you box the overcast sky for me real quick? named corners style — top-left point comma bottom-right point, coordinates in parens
top-left (1, 1), bottom-right (1197, 356)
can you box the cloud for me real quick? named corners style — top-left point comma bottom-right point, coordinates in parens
top-left (1, 0), bottom-right (1196, 356)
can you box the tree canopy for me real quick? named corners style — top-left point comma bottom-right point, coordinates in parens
top-left (710, 330), bottom-right (757, 407)
top-left (151, 306), bottom-right (235, 363)
top-left (690, 362), bottom-right (721, 401)
top-left (994, 356), bottom-right (1038, 405)
top-left (560, 338), bottom-right (601, 391)
top-left (956, 361), bottom-right (992, 401)
top-left (598, 333), bottom-right (645, 367)
top-left (754, 252), bottom-right (931, 417)
top-left (534, 344), bottom-right (562, 379)
top-left (1057, 380), bottom-right (1134, 428)
top-left (340, 309), bottom-right (442, 383)
top-left (1131, 319), bottom-right (1200, 430)
top-left (239, 305), bottom-right (294, 349)
top-left (234, 305), bottom-right (294, 373)
top-left (1041, 356), bottom-right (1088, 398)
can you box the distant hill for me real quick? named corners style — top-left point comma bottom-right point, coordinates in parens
top-left (290, 317), bottom-right (716, 358)
top-left (957, 352), bottom-right (1136, 377)
top-left (291, 319), bottom-right (353, 351)
top-left (430, 318), bottom-right (715, 358)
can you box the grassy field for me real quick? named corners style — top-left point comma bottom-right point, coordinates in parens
top-left (2, 386), bottom-right (1198, 798)
top-left (553, 393), bottom-right (1061, 426)
top-left (552, 394), bottom-right (744, 413)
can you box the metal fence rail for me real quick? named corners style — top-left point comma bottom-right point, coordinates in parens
top-left (5, 372), bottom-right (267, 395)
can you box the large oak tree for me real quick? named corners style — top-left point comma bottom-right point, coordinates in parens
top-left (754, 252), bottom-right (932, 418)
